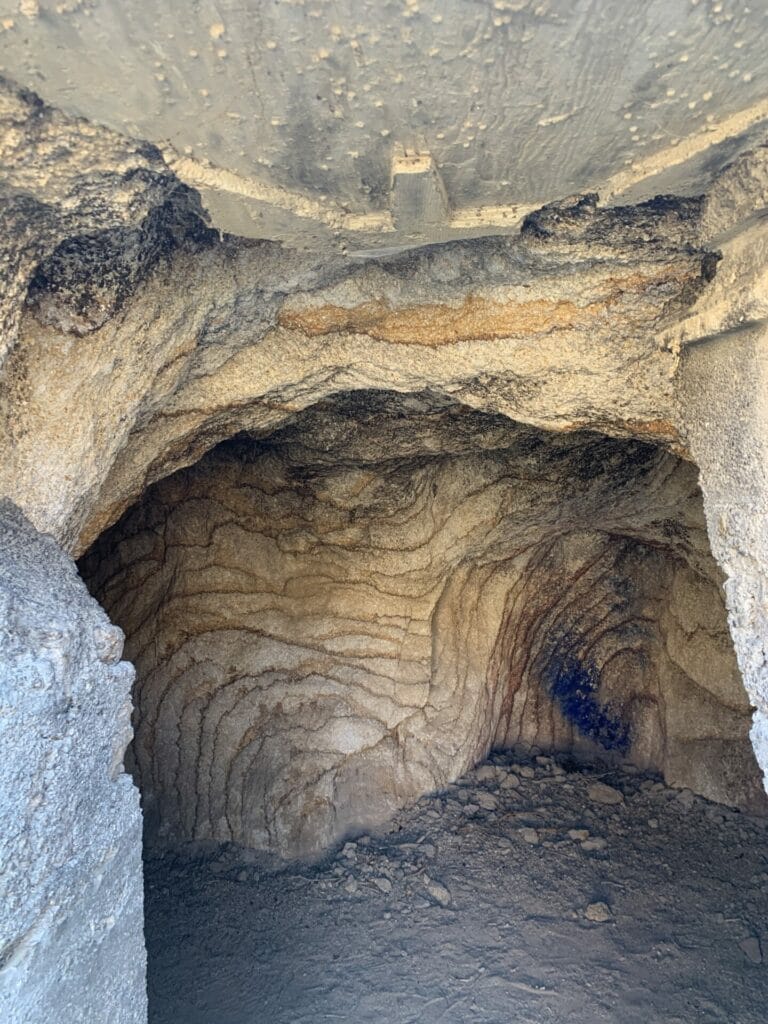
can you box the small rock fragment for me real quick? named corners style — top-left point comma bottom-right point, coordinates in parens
top-left (476, 791), bottom-right (498, 810)
top-left (568, 828), bottom-right (590, 841)
top-left (520, 827), bottom-right (540, 845)
top-left (581, 837), bottom-right (607, 852)
top-left (739, 936), bottom-right (763, 964)
top-left (474, 765), bottom-right (498, 783)
top-left (500, 773), bottom-right (520, 789)
top-left (372, 877), bottom-right (392, 894)
top-left (344, 877), bottom-right (359, 894)
top-left (587, 782), bottom-right (624, 805)
top-left (585, 901), bottom-right (612, 922)
top-left (676, 788), bottom-right (695, 809)
top-left (424, 876), bottom-right (452, 907)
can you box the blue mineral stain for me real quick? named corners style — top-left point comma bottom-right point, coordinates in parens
top-left (545, 649), bottom-right (630, 754)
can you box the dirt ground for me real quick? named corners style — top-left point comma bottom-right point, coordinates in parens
top-left (145, 752), bottom-right (768, 1023)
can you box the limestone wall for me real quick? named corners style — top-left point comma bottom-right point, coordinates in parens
top-left (0, 502), bottom-right (146, 1024)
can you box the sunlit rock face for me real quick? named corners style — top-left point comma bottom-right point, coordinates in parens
top-left (80, 392), bottom-right (765, 859)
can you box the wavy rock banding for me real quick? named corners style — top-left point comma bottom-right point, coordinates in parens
top-left (81, 392), bottom-right (765, 859)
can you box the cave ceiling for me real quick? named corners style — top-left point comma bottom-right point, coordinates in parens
top-left (1, 0), bottom-right (767, 253)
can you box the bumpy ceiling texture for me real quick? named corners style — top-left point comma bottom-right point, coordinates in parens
top-left (1, 0), bottom-right (767, 252)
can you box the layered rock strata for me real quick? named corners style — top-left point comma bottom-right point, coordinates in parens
top-left (81, 394), bottom-right (764, 858)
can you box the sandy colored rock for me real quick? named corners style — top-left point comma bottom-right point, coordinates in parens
top-left (587, 783), bottom-right (625, 806)
top-left (568, 829), bottom-right (590, 842)
top-left (581, 838), bottom-right (608, 852)
top-left (585, 901), bottom-right (612, 923)
top-left (423, 877), bottom-right (452, 907)
top-left (78, 397), bottom-right (766, 857)
top-left (520, 829), bottom-right (541, 846)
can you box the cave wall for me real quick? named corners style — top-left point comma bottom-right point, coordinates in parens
top-left (3, 67), bottom-right (768, 1023)
top-left (678, 325), bottom-right (768, 795)
top-left (0, 502), bottom-right (145, 1024)
top-left (81, 396), bottom-right (764, 859)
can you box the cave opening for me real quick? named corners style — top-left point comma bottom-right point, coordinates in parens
top-left (78, 388), bottom-right (768, 1022)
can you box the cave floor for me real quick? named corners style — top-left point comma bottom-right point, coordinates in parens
top-left (145, 754), bottom-right (768, 1024)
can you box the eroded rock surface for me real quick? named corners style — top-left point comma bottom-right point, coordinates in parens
top-left (2, 189), bottom-right (718, 557)
top-left (81, 394), bottom-right (764, 858)
top-left (3, 74), bottom-right (768, 871)
top-left (0, 501), bottom-right (144, 1024)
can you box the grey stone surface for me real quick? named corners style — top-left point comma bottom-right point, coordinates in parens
top-left (669, 144), bottom-right (768, 798)
top-left (1, 1), bottom-right (767, 251)
top-left (678, 327), bottom-right (768, 793)
top-left (0, 500), bottom-right (146, 1024)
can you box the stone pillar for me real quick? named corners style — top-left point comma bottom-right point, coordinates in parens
top-left (0, 500), bottom-right (146, 1024)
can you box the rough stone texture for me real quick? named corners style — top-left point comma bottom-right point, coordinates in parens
top-left (677, 332), bottom-right (768, 790)
top-left (0, 75), bottom-right (204, 360)
top-left (664, 143), bottom-right (768, 793)
top-left (0, 186), bottom-right (717, 556)
top-left (0, 501), bottom-right (145, 1024)
top-left (80, 395), bottom-right (765, 859)
top-left (2, 18), bottom-right (768, 1022)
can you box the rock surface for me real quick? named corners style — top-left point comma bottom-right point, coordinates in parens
top-left (2, 29), bottom-right (768, 1024)
top-left (81, 394), bottom-right (765, 858)
top-left (0, 501), bottom-right (145, 1024)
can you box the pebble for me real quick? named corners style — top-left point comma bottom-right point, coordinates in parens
top-left (581, 837), bottom-right (608, 852)
top-left (568, 829), bottom-right (590, 841)
top-left (587, 782), bottom-right (624, 805)
top-left (462, 803), bottom-right (480, 815)
top-left (344, 877), bottom-right (359, 895)
top-left (475, 792), bottom-right (499, 811)
top-left (423, 876), bottom-right (452, 907)
top-left (372, 877), bottom-right (392, 894)
top-left (474, 765), bottom-right (498, 783)
top-left (739, 936), bottom-right (763, 964)
top-left (518, 765), bottom-right (536, 779)
top-left (500, 773), bottom-right (520, 789)
top-left (520, 827), bottom-right (540, 845)
top-left (585, 901), bottom-right (612, 922)
top-left (676, 788), bottom-right (695, 810)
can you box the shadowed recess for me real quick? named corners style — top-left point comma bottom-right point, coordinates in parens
top-left (79, 390), bottom-right (767, 858)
